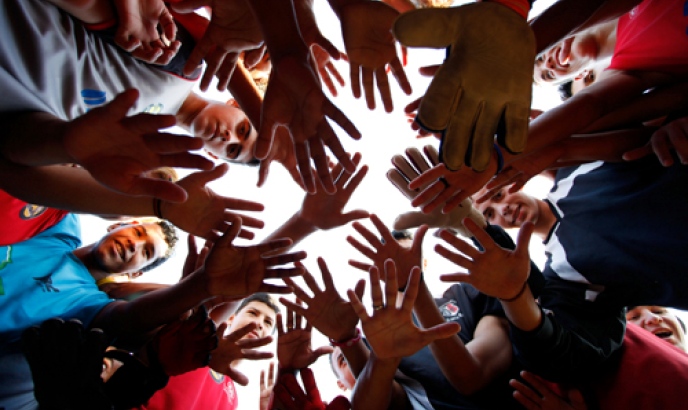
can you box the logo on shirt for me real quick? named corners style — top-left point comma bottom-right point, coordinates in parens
top-left (33, 272), bottom-right (60, 293)
top-left (438, 300), bottom-right (462, 321)
top-left (81, 89), bottom-right (107, 111)
top-left (143, 103), bottom-right (164, 114)
top-left (20, 204), bottom-right (46, 220)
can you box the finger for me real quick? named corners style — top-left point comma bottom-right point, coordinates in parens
top-left (293, 304), bottom-right (303, 329)
top-left (127, 177), bottom-right (188, 203)
top-left (342, 164), bottom-right (368, 196)
top-left (316, 257), bottom-right (336, 292)
top-left (462, 218), bottom-right (495, 250)
top-left (263, 251), bottom-right (308, 267)
top-left (348, 259), bottom-right (373, 273)
top-left (301, 264), bottom-right (322, 295)
top-left (374, 67), bottom-right (393, 113)
top-left (319, 119), bottom-right (356, 174)
top-left (321, 67), bottom-right (338, 96)
top-left (315, 36), bottom-right (341, 61)
top-left (225, 366), bottom-right (249, 386)
top-left (423, 145), bottom-right (440, 165)
top-left (351, 220), bottom-right (383, 250)
top-left (509, 379), bottom-right (542, 408)
top-left (237, 337), bottom-right (274, 350)
top-left (200, 48), bottom-right (228, 91)
top-left (279, 295), bottom-right (310, 319)
top-left (255, 238), bottom-right (293, 255)
top-left (438, 228), bottom-right (481, 259)
top-left (515, 222), bottom-right (535, 258)
top-left (622, 144), bottom-right (653, 162)
top-left (215, 53), bottom-right (240, 92)
top-left (405, 147), bottom-right (432, 176)
top-left (214, 216), bottom-right (243, 248)
top-left (519, 371), bottom-right (554, 398)
top-left (295, 141), bottom-right (316, 194)
top-left (434, 243), bottom-right (474, 271)
top-left (421, 321), bottom-right (462, 343)
top-left (442, 191), bottom-right (474, 214)
top-left (404, 97), bottom-right (422, 114)
top-left (347, 284), bottom-right (369, 321)
top-left (651, 130), bottom-right (674, 166)
top-left (350, 63), bottom-right (362, 99)
top-left (300, 367), bottom-right (324, 404)
top-left (308, 138), bottom-right (335, 194)
top-left (160, 8), bottom-right (177, 41)
top-left (255, 119), bottom-right (278, 160)
top-left (328, 61), bottom-right (346, 86)
top-left (387, 168), bottom-right (417, 199)
top-left (340, 209), bottom-right (371, 225)
top-left (125, 113), bottom-right (178, 134)
top-left (368, 265), bottom-right (383, 308)
top-left (323, 101), bottom-right (361, 142)
top-left (400, 267), bottom-right (421, 312)
top-left (389, 57), bottom-right (412, 95)
top-left (383, 259), bottom-right (398, 308)
top-left (157, 152), bottom-right (215, 171)
top-left (263, 267), bottom-right (306, 281)
top-left (368, 213), bottom-right (394, 245)
top-left (362, 68), bottom-right (376, 110)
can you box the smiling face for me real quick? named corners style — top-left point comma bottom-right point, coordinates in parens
top-left (228, 301), bottom-right (277, 340)
top-left (534, 33), bottom-right (599, 84)
top-left (474, 186), bottom-right (542, 229)
top-left (626, 306), bottom-right (687, 352)
top-left (330, 346), bottom-right (356, 391)
top-left (91, 223), bottom-right (169, 275)
top-left (191, 101), bottom-right (258, 163)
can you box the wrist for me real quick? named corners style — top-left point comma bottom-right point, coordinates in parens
top-left (499, 282), bottom-right (529, 303)
top-left (329, 328), bottom-right (361, 348)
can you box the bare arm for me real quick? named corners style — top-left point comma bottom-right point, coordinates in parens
top-left (351, 354), bottom-right (411, 410)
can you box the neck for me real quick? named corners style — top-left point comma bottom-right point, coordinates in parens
top-left (73, 244), bottom-right (110, 282)
top-left (176, 92), bottom-right (210, 131)
top-left (533, 199), bottom-right (557, 240)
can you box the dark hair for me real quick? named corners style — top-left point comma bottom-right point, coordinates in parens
top-left (228, 157), bottom-right (260, 167)
top-left (558, 80), bottom-right (573, 101)
top-left (140, 220), bottom-right (178, 273)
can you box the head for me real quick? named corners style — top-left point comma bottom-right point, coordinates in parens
top-left (190, 99), bottom-right (259, 164)
top-left (329, 346), bottom-right (356, 391)
top-left (474, 185), bottom-right (545, 230)
top-left (227, 293), bottom-right (280, 340)
top-left (534, 33), bottom-right (600, 84)
top-left (626, 306), bottom-right (687, 352)
top-left (90, 219), bottom-right (178, 277)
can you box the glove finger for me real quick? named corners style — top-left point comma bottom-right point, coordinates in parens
top-left (438, 90), bottom-right (473, 171)
top-left (392, 8), bottom-right (461, 48)
top-left (499, 102), bottom-right (530, 155)
top-left (469, 102), bottom-right (500, 172)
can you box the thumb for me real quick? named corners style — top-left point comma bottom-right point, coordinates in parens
top-left (257, 159), bottom-right (271, 187)
top-left (185, 163), bottom-right (229, 186)
top-left (255, 120), bottom-right (278, 160)
top-left (422, 322), bottom-right (461, 342)
top-left (394, 211), bottom-right (436, 230)
top-left (102, 89), bottom-right (140, 120)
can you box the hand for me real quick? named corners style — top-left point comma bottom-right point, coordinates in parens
top-left (280, 258), bottom-right (363, 342)
top-left (623, 116), bottom-right (688, 166)
top-left (404, 65), bottom-right (440, 139)
top-left (434, 219), bottom-right (533, 301)
top-left (162, 164), bottom-right (265, 240)
top-left (257, 127), bottom-right (306, 190)
top-left (337, 0), bottom-right (411, 112)
top-left (209, 322), bottom-right (274, 385)
top-left (62, 89), bottom-right (213, 203)
top-left (510, 371), bottom-right (588, 410)
top-left (259, 362), bottom-right (276, 410)
top-left (347, 261), bottom-right (460, 360)
top-left (255, 54), bottom-right (360, 194)
top-left (113, 0), bottom-right (181, 65)
top-left (394, 3), bottom-right (534, 171)
top-left (408, 158), bottom-right (495, 214)
top-left (312, 44), bottom-right (346, 97)
top-left (22, 319), bottom-right (112, 410)
top-left (297, 153), bottom-right (369, 229)
top-left (203, 217), bottom-right (306, 299)
top-left (177, 0), bottom-right (264, 91)
top-left (275, 368), bottom-right (351, 410)
top-left (476, 146), bottom-right (564, 205)
top-left (387, 145), bottom-right (486, 235)
top-left (347, 214), bottom-right (425, 288)
top-left (151, 307), bottom-right (218, 376)
top-left (276, 303), bottom-right (333, 370)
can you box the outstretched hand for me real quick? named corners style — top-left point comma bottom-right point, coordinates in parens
top-left (280, 258), bottom-right (364, 342)
top-left (435, 219), bottom-right (533, 300)
top-left (275, 367), bottom-right (351, 410)
top-left (297, 152), bottom-right (369, 228)
top-left (510, 371), bottom-right (588, 410)
top-left (113, 0), bottom-right (181, 65)
top-left (276, 303), bottom-right (333, 370)
top-left (255, 54), bottom-right (360, 194)
top-left (387, 145), bottom-right (486, 234)
top-left (203, 217), bottom-right (306, 299)
top-left (347, 214), bottom-right (426, 288)
top-left (62, 89), bottom-right (213, 203)
top-left (162, 164), bottom-right (265, 240)
top-left (209, 322), bottom-right (274, 385)
top-left (347, 261), bottom-right (460, 360)
top-left (337, 0), bottom-right (411, 112)
top-left (393, 3), bottom-right (534, 171)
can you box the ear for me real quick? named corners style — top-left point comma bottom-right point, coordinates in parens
top-left (128, 271), bottom-right (143, 280)
top-left (336, 380), bottom-right (347, 391)
top-left (205, 150), bottom-right (219, 160)
top-left (226, 98), bottom-right (239, 108)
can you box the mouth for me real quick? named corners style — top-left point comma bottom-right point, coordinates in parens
top-left (653, 329), bottom-right (674, 341)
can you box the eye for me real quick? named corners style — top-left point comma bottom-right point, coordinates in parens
top-left (135, 229), bottom-right (142, 237)
top-left (627, 314), bottom-right (639, 321)
top-left (144, 248), bottom-right (151, 259)
top-left (536, 55), bottom-right (544, 63)
top-left (484, 209), bottom-right (494, 220)
top-left (492, 191), bottom-right (503, 201)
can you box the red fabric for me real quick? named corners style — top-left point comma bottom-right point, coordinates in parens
top-left (0, 189), bottom-right (67, 246)
top-left (595, 323), bottom-right (688, 410)
top-left (138, 367), bottom-right (238, 410)
top-left (609, 0), bottom-right (688, 74)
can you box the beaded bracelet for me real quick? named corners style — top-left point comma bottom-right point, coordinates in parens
top-left (329, 328), bottom-right (361, 348)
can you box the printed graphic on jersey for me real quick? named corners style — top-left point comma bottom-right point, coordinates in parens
top-left (438, 300), bottom-right (462, 321)
top-left (20, 204), bottom-right (46, 220)
top-left (81, 89), bottom-right (107, 111)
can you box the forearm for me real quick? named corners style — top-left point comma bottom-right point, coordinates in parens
top-left (0, 111), bottom-right (74, 166)
top-left (0, 161), bottom-right (159, 217)
top-left (248, 0), bottom-right (309, 62)
top-left (413, 281), bottom-right (487, 395)
top-left (560, 128), bottom-right (652, 163)
top-left (262, 212), bottom-right (316, 246)
top-left (350, 354), bottom-right (408, 410)
top-left (228, 63), bottom-right (263, 130)
top-left (93, 268), bottom-right (211, 336)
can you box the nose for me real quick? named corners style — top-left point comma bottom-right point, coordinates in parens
top-left (546, 55), bottom-right (556, 69)
top-left (640, 311), bottom-right (663, 327)
top-left (499, 204), bottom-right (512, 216)
top-left (126, 239), bottom-right (135, 253)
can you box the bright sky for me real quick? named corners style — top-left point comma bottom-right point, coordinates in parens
top-left (77, 0), bottom-right (566, 407)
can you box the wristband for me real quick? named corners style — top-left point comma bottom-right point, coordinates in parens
top-left (153, 198), bottom-right (164, 219)
top-left (329, 328), bottom-right (361, 348)
top-left (493, 143), bottom-right (504, 176)
top-left (499, 282), bottom-right (528, 303)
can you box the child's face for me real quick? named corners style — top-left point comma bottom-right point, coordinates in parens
top-left (227, 301), bottom-right (276, 340)
top-left (192, 102), bottom-right (258, 163)
top-left (626, 306), bottom-right (687, 352)
top-left (474, 186), bottom-right (541, 229)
